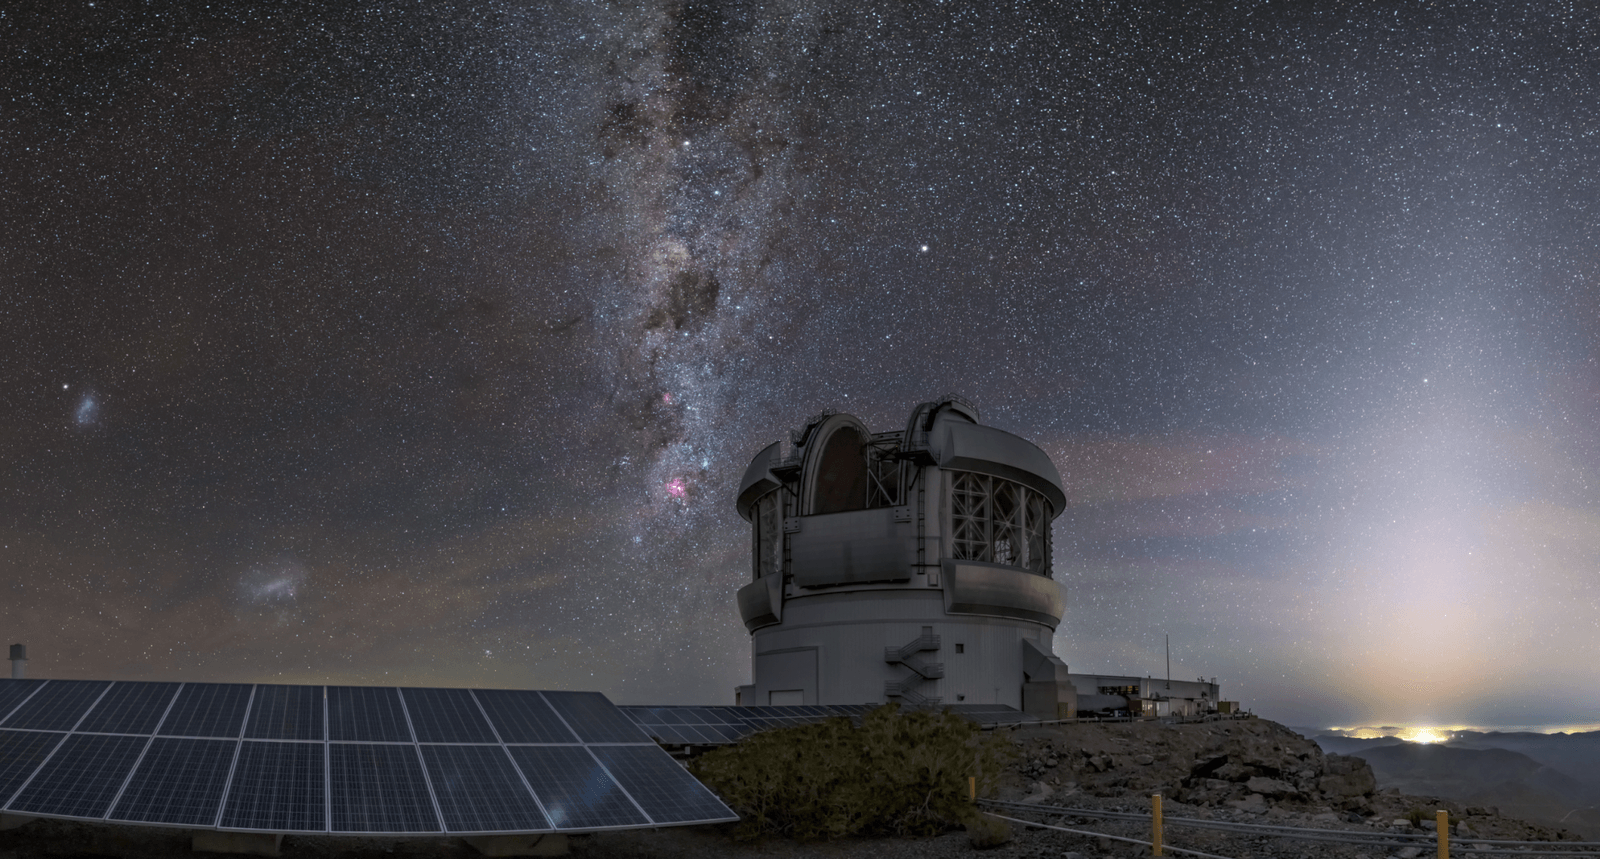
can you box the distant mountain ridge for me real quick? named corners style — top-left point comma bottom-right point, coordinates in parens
top-left (1307, 730), bottom-right (1600, 840)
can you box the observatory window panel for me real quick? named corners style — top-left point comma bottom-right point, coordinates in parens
top-left (754, 492), bottom-right (781, 580)
top-left (1024, 495), bottom-right (1048, 574)
top-left (992, 481), bottom-right (1021, 566)
top-left (866, 451), bottom-right (900, 508)
top-left (950, 472), bottom-right (990, 562)
top-left (947, 471), bottom-right (1051, 575)
top-left (811, 426), bottom-right (871, 514)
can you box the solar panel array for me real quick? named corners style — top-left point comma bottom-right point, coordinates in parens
top-left (619, 702), bottom-right (1039, 746)
top-left (0, 680), bottom-right (735, 835)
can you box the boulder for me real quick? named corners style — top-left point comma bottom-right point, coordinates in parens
top-left (1317, 754), bottom-right (1376, 798)
top-left (1019, 781), bottom-right (1054, 805)
top-left (1244, 776), bottom-right (1297, 798)
top-left (1225, 793), bottom-right (1267, 813)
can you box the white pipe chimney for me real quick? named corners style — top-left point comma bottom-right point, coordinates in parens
top-left (9, 644), bottom-right (24, 680)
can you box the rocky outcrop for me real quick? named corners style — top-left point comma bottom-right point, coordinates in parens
top-left (1319, 753), bottom-right (1378, 798)
top-left (1005, 717), bottom-right (1380, 812)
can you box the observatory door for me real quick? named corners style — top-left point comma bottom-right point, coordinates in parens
top-left (755, 646), bottom-right (817, 706)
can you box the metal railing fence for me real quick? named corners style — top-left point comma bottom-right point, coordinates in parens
top-left (981, 797), bottom-right (1600, 857)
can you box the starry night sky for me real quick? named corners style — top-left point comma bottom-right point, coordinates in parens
top-left (4, 1), bottom-right (1598, 730)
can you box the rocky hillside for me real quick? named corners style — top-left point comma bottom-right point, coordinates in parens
top-left (983, 717), bottom-right (1594, 857)
top-left (1002, 716), bottom-right (1378, 812)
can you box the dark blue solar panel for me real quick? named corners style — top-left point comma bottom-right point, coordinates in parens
top-left (0, 730), bottom-right (65, 808)
top-left (109, 738), bottom-right (235, 825)
top-left (244, 685), bottom-right (323, 740)
top-left (75, 682), bottom-right (180, 735)
top-left (327, 686), bottom-right (410, 742)
top-left (653, 709), bottom-right (689, 725)
top-left (590, 745), bottom-right (736, 824)
top-left (507, 746), bottom-right (646, 829)
top-left (7, 733), bottom-right (146, 818)
top-left (473, 689), bottom-right (576, 744)
top-left (159, 684), bottom-right (253, 738)
top-left (1, 680), bottom-right (111, 731)
top-left (328, 743), bottom-right (439, 833)
top-left (540, 692), bottom-right (649, 744)
top-left (219, 741), bottom-right (325, 831)
top-left (399, 688), bottom-right (494, 743)
top-left (0, 680), bottom-right (45, 724)
top-left (420, 745), bottom-right (549, 834)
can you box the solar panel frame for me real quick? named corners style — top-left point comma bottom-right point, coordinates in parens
top-left (588, 745), bottom-right (737, 825)
top-left (1, 680), bottom-right (112, 731)
top-left (75, 682), bottom-right (180, 736)
top-left (218, 740), bottom-right (326, 832)
top-left (159, 683), bottom-right (255, 738)
top-left (326, 686), bottom-right (411, 742)
top-left (419, 744), bottom-right (550, 834)
top-left (0, 730), bottom-right (67, 810)
top-left (471, 688), bottom-right (577, 744)
top-left (463, 688), bottom-right (558, 832)
top-left (327, 743), bottom-right (441, 834)
top-left (0, 680), bottom-right (742, 836)
top-left (0, 680), bottom-right (46, 726)
top-left (107, 737), bottom-right (237, 826)
top-left (397, 688), bottom-right (496, 744)
top-left (390, 687), bottom-right (448, 832)
top-left (244, 685), bottom-right (324, 741)
top-left (540, 691), bottom-right (651, 744)
top-left (504, 745), bottom-right (649, 830)
top-left (98, 679), bottom-right (186, 821)
top-left (6, 733), bottom-right (148, 819)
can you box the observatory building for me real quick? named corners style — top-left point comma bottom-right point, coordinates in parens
top-left (733, 396), bottom-right (1077, 720)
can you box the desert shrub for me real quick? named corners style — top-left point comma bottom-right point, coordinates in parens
top-left (688, 703), bottom-right (1015, 841)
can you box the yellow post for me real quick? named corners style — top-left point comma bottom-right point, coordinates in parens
top-left (1437, 809), bottom-right (1449, 859)
top-left (1152, 793), bottom-right (1163, 857)
top-left (969, 776), bottom-right (976, 802)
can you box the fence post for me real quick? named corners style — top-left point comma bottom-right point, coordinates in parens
top-left (1152, 793), bottom-right (1163, 857)
top-left (969, 776), bottom-right (976, 802)
top-left (1437, 809), bottom-right (1448, 859)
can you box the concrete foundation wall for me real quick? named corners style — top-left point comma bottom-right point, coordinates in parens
top-left (747, 590), bottom-right (1058, 708)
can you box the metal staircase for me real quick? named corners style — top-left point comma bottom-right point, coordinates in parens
top-left (884, 626), bottom-right (942, 706)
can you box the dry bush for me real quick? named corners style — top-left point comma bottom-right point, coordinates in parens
top-left (689, 703), bottom-right (1015, 841)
